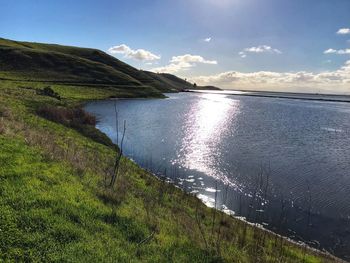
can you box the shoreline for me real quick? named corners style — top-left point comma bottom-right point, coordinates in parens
top-left (148, 170), bottom-right (346, 263)
top-left (89, 97), bottom-right (347, 262)
top-left (187, 89), bottom-right (350, 103)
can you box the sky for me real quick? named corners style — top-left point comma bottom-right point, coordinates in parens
top-left (1, 0), bottom-right (350, 93)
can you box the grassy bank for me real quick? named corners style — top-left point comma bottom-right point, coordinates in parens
top-left (0, 80), bottom-right (340, 262)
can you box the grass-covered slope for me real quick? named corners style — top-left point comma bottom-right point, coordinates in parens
top-left (143, 71), bottom-right (195, 90)
top-left (0, 80), bottom-right (339, 262)
top-left (0, 38), bottom-right (220, 92)
top-left (0, 38), bottom-right (217, 93)
top-left (0, 38), bottom-right (142, 85)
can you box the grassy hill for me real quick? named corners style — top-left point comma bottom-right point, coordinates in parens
top-left (0, 38), bottom-right (218, 93)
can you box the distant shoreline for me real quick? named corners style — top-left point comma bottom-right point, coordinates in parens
top-left (187, 89), bottom-right (350, 103)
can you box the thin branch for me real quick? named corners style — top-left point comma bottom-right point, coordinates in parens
top-left (110, 120), bottom-right (126, 187)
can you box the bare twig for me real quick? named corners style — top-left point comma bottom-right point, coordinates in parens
top-left (110, 120), bottom-right (126, 187)
top-left (138, 231), bottom-right (155, 246)
top-left (211, 181), bottom-right (218, 237)
top-left (114, 100), bottom-right (119, 145)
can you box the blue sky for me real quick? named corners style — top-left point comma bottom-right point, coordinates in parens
top-left (1, 0), bottom-right (350, 93)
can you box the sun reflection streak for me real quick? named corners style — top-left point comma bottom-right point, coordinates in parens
top-left (175, 94), bottom-right (240, 184)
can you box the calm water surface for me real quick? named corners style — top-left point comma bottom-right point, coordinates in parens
top-left (85, 93), bottom-right (350, 259)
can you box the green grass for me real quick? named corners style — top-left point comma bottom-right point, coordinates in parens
top-left (0, 37), bottom-right (220, 93)
top-left (0, 79), bottom-right (339, 262)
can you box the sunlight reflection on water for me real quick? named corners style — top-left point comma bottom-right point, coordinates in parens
top-left (175, 94), bottom-right (240, 185)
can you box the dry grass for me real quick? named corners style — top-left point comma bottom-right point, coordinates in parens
top-left (0, 105), bottom-right (12, 135)
top-left (37, 105), bottom-right (96, 126)
top-left (0, 122), bottom-right (5, 134)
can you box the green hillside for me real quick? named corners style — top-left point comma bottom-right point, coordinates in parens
top-left (0, 38), bottom-right (217, 93)
top-left (0, 38), bottom-right (139, 84)
top-left (143, 71), bottom-right (194, 90)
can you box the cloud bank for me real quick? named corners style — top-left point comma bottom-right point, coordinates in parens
top-left (239, 45), bottom-right (282, 58)
top-left (170, 54), bottom-right (217, 64)
top-left (108, 44), bottom-right (160, 61)
top-left (324, 48), bottom-right (350, 55)
top-left (191, 60), bottom-right (350, 94)
top-left (152, 54), bottom-right (217, 73)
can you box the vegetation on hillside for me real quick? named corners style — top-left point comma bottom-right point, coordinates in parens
top-left (0, 79), bottom-right (339, 262)
top-left (0, 38), bottom-right (219, 93)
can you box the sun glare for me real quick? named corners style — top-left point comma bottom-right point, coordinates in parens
top-left (176, 94), bottom-right (240, 183)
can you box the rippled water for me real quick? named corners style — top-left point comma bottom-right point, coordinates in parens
top-left (85, 92), bottom-right (350, 259)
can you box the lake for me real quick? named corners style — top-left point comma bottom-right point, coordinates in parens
top-left (85, 92), bottom-right (350, 260)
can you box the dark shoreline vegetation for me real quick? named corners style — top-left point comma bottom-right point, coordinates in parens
top-left (0, 38), bottom-right (343, 262)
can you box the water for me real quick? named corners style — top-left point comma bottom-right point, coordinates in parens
top-left (85, 92), bottom-right (350, 259)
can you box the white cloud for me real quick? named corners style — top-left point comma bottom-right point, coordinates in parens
top-left (324, 48), bottom-right (337, 54)
top-left (337, 28), bottom-right (350, 35)
top-left (170, 54), bottom-right (217, 65)
top-left (151, 62), bottom-right (193, 73)
top-left (244, 45), bottom-right (282, 53)
top-left (204, 37), bottom-right (212, 42)
top-left (324, 48), bottom-right (350, 55)
top-left (108, 44), bottom-right (160, 61)
top-left (239, 45), bottom-right (282, 58)
top-left (238, 52), bottom-right (246, 58)
top-left (190, 60), bottom-right (350, 94)
top-left (152, 54), bottom-right (217, 73)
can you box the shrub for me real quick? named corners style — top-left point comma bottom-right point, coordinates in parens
top-left (37, 106), bottom-right (96, 126)
top-left (70, 108), bottom-right (97, 126)
top-left (36, 105), bottom-right (113, 147)
top-left (37, 86), bottom-right (61, 100)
